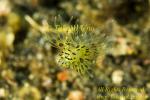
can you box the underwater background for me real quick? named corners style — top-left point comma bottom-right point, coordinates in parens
top-left (0, 0), bottom-right (150, 100)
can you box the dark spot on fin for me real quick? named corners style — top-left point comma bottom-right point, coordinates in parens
top-left (59, 43), bottom-right (64, 47)
top-left (59, 34), bottom-right (63, 39)
top-left (80, 58), bottom-right (84, 63)
top-left (81, 46), bottom-right (85, 48)
top-left (52, 39), bottom-right (56, 43)
top-left (72, 52), bottom-right (76, 55)
top-left (76, 45), bottom-right (80, 48)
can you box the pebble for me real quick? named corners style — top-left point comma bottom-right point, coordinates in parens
top-left (0, 88), bottom-right (6, 98)
top-left (112, 70), bottom-right (124, 85)
top-left (36, 52), bottom-right (43, 60)
top-left (0, 0), bottom-right (11, 16)
top-left (67, 90), bottom-right (84, 100)
top-left (6, 32), bottom-right (15, 47)
top-left (0, 32), bottom-right (14, 48)
top-left (57, 70), bottom-right (69, 82)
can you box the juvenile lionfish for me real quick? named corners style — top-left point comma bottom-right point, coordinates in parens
top-left (25, 15), bottom-right (111, 76)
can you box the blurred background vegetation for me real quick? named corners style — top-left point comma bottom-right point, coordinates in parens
top-left (0, 0), bottom-right (150, 100)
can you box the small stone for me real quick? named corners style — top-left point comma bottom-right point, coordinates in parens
top-left (57, 70), bottom-right (69, 82)
top-left (0, 88), bottom-right (6, 98)
top-left (45, 96), bottom-right (51, 100)
top-left (36, 53), bottom-right (43, 60)
top-left (0, 32), bottom-right (14, 48)
top-left (42, 77), bottom-right (52, 88)
top-left (146, 83), bottom-right (150, 89)
top-left (6, 32), bottom-right (15, 47)
top-left (112, 37), bottom-right (128, 56)
top-left (112, 70), bottom-right (124, 85)
top-left (0, 0), bottom-right (11, 16)
top-left (67, 90), bottom-right (84, 100)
